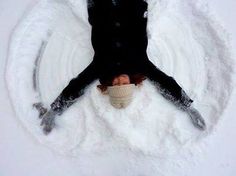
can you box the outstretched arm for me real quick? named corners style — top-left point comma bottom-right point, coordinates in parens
top-left (51, 60), bottom-right (98, 114)
top-left (41, 60), bottom-right (98, 134)
top-left (143, 59), bottom-right (193, 109)
top-left (143, 59), bottom-right (206, 130)
top-left (87, 0), bottom-right (96, 25)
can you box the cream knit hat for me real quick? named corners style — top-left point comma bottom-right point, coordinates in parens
top-left (107, 84), bottom-right (135, 109)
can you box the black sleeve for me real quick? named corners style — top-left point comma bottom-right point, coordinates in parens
top-left (143, 59), bottom-right (193, 110)
top-left (50, 60), bottom-right (98, 115)
top-left (87, 0), bottom-right (96, 25)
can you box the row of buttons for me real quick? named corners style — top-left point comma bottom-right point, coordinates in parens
top-left (113, 21), bottom-right (122, 67)
top-left (113, 21), bottom-right (122, 49)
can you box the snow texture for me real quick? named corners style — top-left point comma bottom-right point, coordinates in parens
top-left (5, 0), bottom-right (235, 174)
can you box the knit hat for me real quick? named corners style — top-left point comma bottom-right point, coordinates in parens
top-left (107, 84), bottom-right (135, 109)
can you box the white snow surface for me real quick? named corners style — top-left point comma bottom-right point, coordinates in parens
top-left (5, 0), bottom-right (235, 174)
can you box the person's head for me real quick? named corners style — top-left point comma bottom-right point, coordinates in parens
top-left (112, 74), bottom-right (130, 86)
top-left (97, 73), bottom-right (146, 108)
top-left (97, 73), bottom-right (146, 92)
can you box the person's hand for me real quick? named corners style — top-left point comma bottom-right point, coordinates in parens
top-left (187, 107), bottom-right (206, 130)
top-left (33, 103), bottom-right (48, 118)
top-left (40, 109), bottom-right (57, 135)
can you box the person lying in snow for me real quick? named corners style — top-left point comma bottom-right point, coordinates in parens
top-left (37, 0), bottom-right (206, 134)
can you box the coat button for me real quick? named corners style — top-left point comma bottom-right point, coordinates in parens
top-left (115, 22), bottom-right (121, 27)
top-left (115, 42), bottom-right (121, 48)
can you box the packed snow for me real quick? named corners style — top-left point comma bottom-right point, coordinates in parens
top-left (5, 0), bottom-right (234, 175)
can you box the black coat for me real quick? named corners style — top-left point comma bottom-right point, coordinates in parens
top-left (50, 0), bottom-right (193, 114)
top-left (88, 0), bottom-right (149, 84)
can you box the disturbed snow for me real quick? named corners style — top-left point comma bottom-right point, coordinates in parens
top-left (5, 0), bottom-right (235, 175)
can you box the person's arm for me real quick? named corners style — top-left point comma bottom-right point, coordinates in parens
top-left (41, 60), bottom-right (98, 134)
top-left (51, 61), bottom-right (98, 113)
top-left (87, 0), bottom-right (96, 25)
top-left (143, 59), bottom-right (206, 130)
top-left (143, 59), bottom-right (193, 109)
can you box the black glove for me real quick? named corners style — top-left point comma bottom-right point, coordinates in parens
top-left (40, 109), bottom-right (57, 135)
top-left (186, 106), bottom-right (206, 130)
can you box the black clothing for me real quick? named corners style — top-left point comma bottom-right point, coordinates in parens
top-left (50, 0), bottom-right (193, 114)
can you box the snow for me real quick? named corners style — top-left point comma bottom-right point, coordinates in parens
top-left (1, 0), bottom-right (236, 176)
